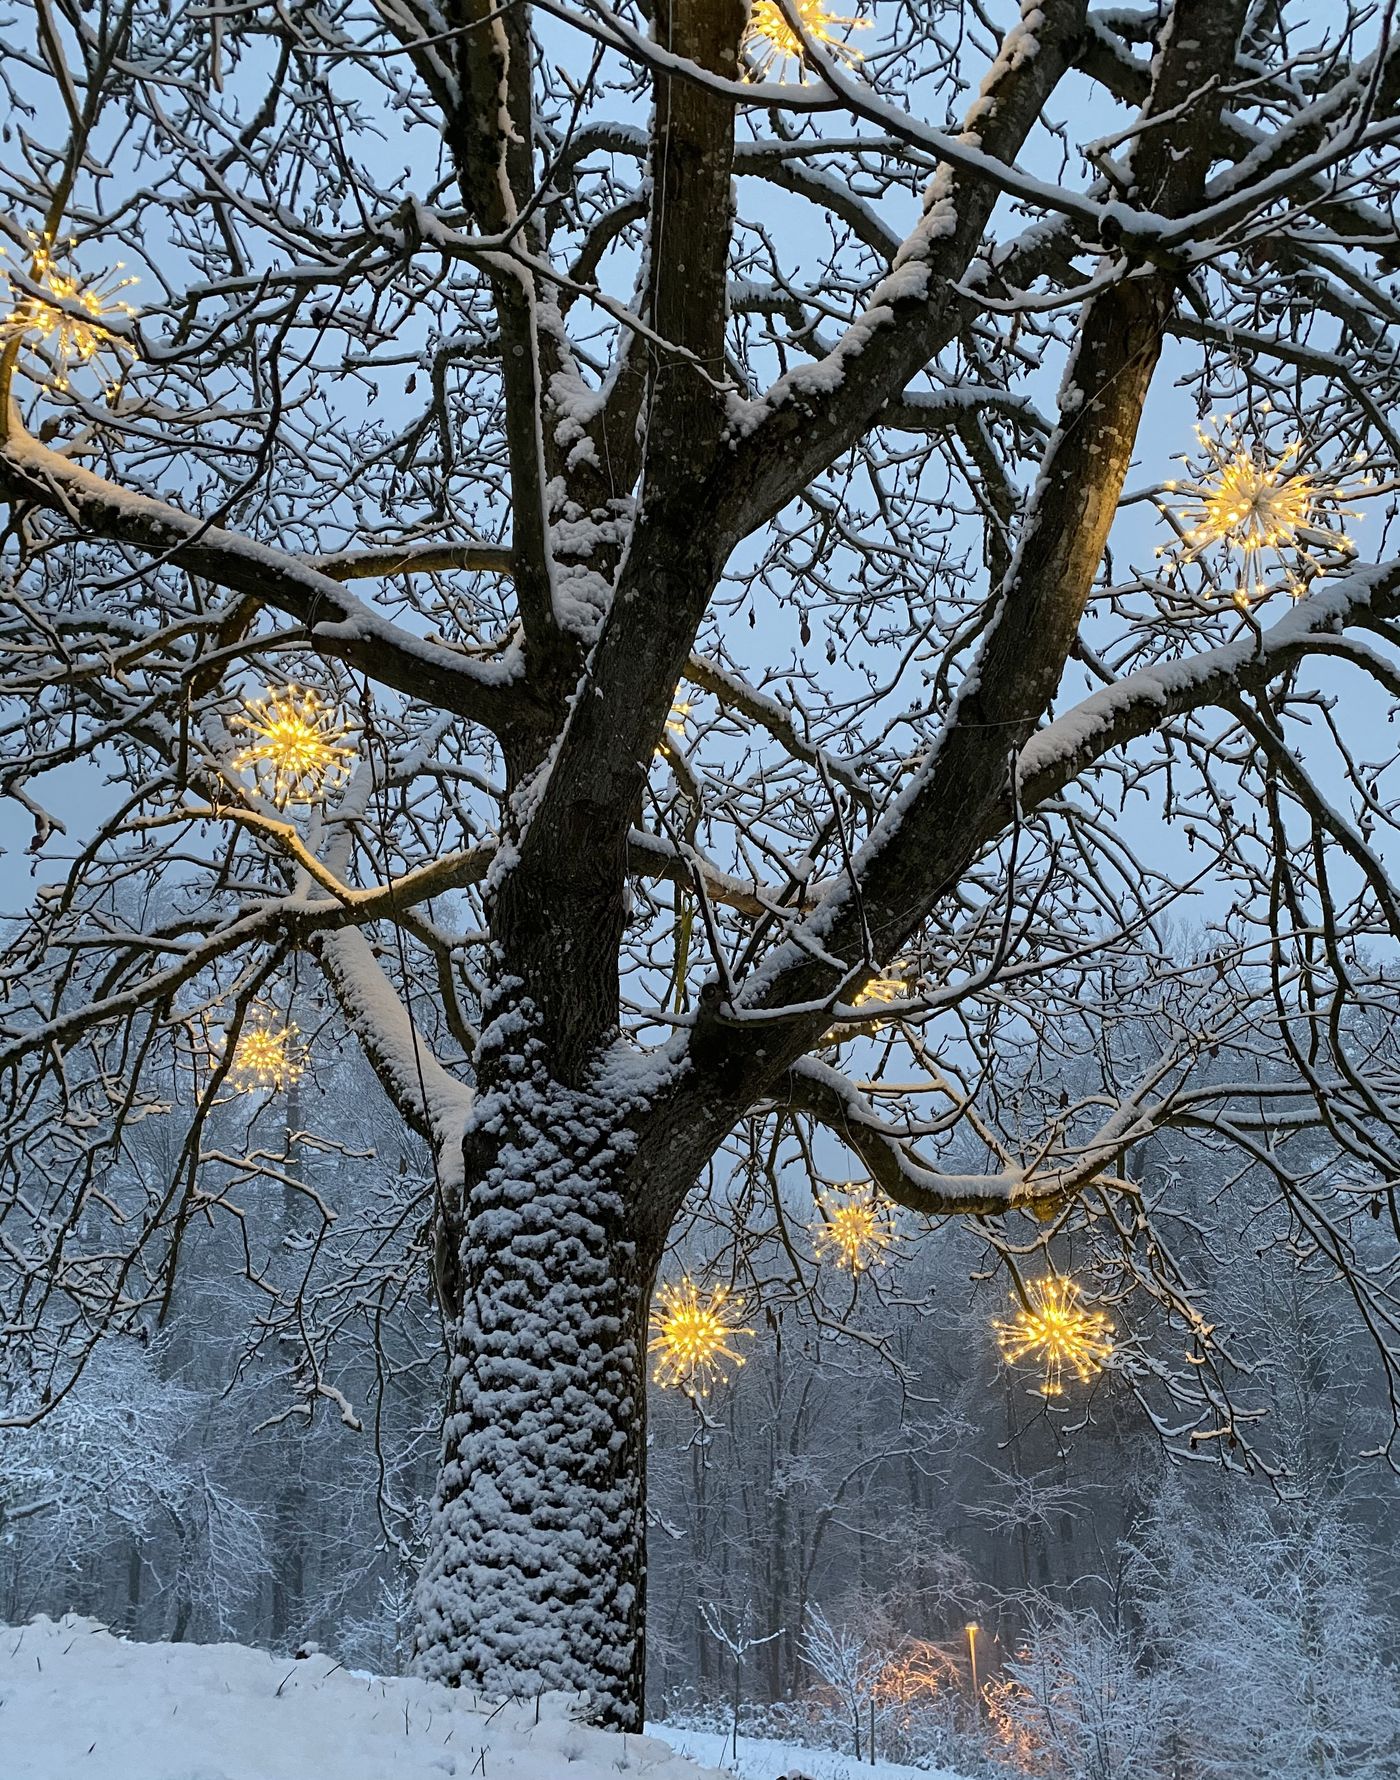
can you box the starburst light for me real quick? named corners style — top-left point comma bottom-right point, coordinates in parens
top-left (231, 685), bottom-right (355, 807)
top-left (811, 1180), bottom-right (900, 1273)
top-left (1157, 412), bottom-right (1374, 606)
top-left (742, 0), bottom-right (869, 83)
top-left (822, 971), bottom-right (910, 1045)
top-left (994, 1275), bottom-right (1113, 1398)
top-left (656, 695), bottom-right (694, 760)
top-left (1, 234), bottom-right (139, 389)
top-left (227, 1008), bottom-right (306, 1095)
top-left (649, 1278), bottom-right (752, 1397)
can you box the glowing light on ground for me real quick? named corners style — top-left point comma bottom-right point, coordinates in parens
top-left (1, 235), bottom-right (138, 389)
top-left (1157, 413), bottom-right (1374, 606)
top-left (742, 0), bottom-right (869, 82)
top-left (231, 685), bottom-right (354, 807)
top-left (994, 1275), bottom-right (1113, 1397)
top-left (811, 1180), bottom-right (900, 1272)
top-left (649, 1278), bottom-right (752, 1397)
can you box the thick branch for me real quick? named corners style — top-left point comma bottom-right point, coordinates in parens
top-left (0, 426), bottom-right (530, 738)
top-left (779, 1058), bottom-right (1032, 1215)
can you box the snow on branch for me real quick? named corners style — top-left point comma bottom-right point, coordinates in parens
top-left (314, 928), bottom-right (472, 1160)
top-left (1018, 555), bottom-right (1400, 808)
top-left (780, 1057), bottom-right (1032, 1216)
top-left (0, 426), bottom-right (526, 736)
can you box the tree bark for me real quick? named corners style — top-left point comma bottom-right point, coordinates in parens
top-left (414, 995), bottom-right (663, 1726)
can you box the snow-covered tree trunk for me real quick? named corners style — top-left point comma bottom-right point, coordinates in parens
top-left (414, 992), bottom-right (662, 1726)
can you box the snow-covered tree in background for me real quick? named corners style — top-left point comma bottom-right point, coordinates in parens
top-left (988, 1606), bottom-right (1170, 1780)
top-left (0, 1339), bottom-right (268, 1637)
top-left (1128, 1476), bottom-right (1400, 1780)
top-left (797, 1602), bottom-right (887, 1761)
top-left (3, 0), bottom-right (1400, 1731)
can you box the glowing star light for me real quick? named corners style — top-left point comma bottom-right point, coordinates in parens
top-left (742, 0), bottom-right (869, 83)
top-left (994, 1275), bottom-right (1113, 1398)
top-left (656, 694), bottom-right (693, 759)
top-left (1157, 413), bottom-right (1374, 606)
top-left (231, 684), bottom-right (354, 807)
top-left (227, 1008), bottom-right (306, 1095)
top-left (811, 1180), bottom-right (900, 1273)
top-left (649, 1278), bottom-right (753, 1397)
top-left (822, 970), bottom-right (910, 1045)
top-left (1, 234), bottom-right (139, 390)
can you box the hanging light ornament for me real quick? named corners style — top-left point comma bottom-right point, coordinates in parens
top-left (656, 694), bottom-right (693, 760)
top-left (993, 1275), bottom-right (1113, 1398)
top-left (227, 1007), bottom-right (306, 1095)
top-left (649, 1278), bottom-right (753, 1397)
top-left (741, 0), bottom-right (869, 82)
top-left (822, 970), bottom-right (910, 1045)
top-left (811, 1180), bottom-right (900, 1273)
top-left (0, 234), bottom-right (139, 390)
top-left (1157, 412), bottom-right (1373, 606)
top-left (231, 684), bottom-right (355, 807)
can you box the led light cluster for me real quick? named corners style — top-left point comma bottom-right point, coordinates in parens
top-left (227, 1008), bottom-right (306, 1095)
top-left (1158, 413), bottom-right (1373, 606)
top-left (231, 685), bottom-right (354, 807)
top-left (822, 972), bottom-right (910, 1045)
top-left (994, 1275), bottom-right (1113, 1397)
top-left (649, 1278), bottom-right (752, 1397)
top-left (811, 1180), bottom-right (900, 1273)
top-left (1, 234), bottom-right (138, 390)
top-left (742, 0), bottom-right (868, 82)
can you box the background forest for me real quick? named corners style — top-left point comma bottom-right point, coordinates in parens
top-left (4, 986), bottom-right (1397, 1778)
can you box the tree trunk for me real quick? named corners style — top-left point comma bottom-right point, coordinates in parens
top-left (414, 1036), bottom-right (661, 1727)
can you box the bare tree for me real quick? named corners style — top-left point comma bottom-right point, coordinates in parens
top-left (698, 1598), bottom-right (783, 1762)
top-left (798, 1602), bottom-right (887, 1762)
top-left (3, 0), bottom-right (1400, 1731)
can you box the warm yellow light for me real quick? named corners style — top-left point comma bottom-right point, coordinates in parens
top-left (649, 1277), bottom-right (752, 1397)
top-left (853, 973), bottom-right (907, 1009)
top-left (993, 1275), bottom-right (1113, 1397)
top-left (1, 234), bottom-right (138, 390)
top-left (1158, 412), bottom-right (1373, 606)
top-left (811, 1180), bottom-right (899, 1273)
top-left (875, 1640), bottom-right (956, 1706)
top-left (822, 971), bottom-right (910, 1044)
top-left (231, 684), bottom-right (354, 807)
top-left (742, 0), bottom-right (869, 82)
top-left (227, 1009), bottom-right (305, 1094)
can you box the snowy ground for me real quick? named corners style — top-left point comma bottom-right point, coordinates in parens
top-left (0, 1618), bottom-right (966, 1780)
top-left (654, 1724), bottom-right (967, 1780)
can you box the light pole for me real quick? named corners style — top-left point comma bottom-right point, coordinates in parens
top-left (965, 1622), bottom-right (981, 1719)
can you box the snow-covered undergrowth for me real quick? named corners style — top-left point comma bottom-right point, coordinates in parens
top-left (0, 1617), bottom-right (975, 1780)
top-left (655, 1724), bottom-right (970, 1780)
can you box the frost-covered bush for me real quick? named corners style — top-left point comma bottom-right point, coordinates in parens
top-left (985, 1607), bottom-right (1169, 1780)
top-left (1129, 1478), bottom-right (1400, 1780)
top-left (1, 1337), bottom-right (267, 1637)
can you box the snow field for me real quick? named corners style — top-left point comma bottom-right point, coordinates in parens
top-left (0, 1616), bottom-right (724, 1780)
top-left (652, 1723), bottom-right (970, 1780)
top-left (0, 1615), bottom-right (977, 1780)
